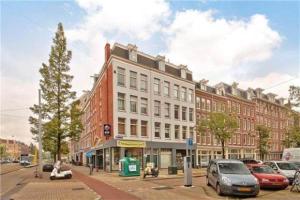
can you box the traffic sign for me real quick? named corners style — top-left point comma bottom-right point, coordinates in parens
top-left (186, 138), bottom-right (193, 149)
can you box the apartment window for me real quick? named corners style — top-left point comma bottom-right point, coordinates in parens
top-left (174, 85), bottom-right (180, 99)
top-left (164, 81), bottom-right (170, 97)
top-left (130, 96), bottom-right (138, 113)
top-left (117, 67), bottom-right (125, 86)
top-left (141, 98), bottom-right (148, 115)
top-left (201, 98), bottom-right (206, 110)
top-left (196, 97), bottom-right (200, 108)
top-left (154, 78), bottom-right (160, 95)
top-left (189, 108), bottom-right (194, 122)
top-left (206, 99), bottom-right (211, 111)
top-left (182, 126), bottom-right (187, 139)
top-left (165, 103), bottom-right (170, 118)
top-left (141, 121), bottom-right (148, 137)
top-left (181, 87), bottom-right (187, 101)
top-left (182, 107), bottom-right (187, 121)
top-left (237, 104), bottom-right (241, 114)
top-left (118, 118), bottom-right (125, 135)
top-left (189, 127), bottom-right (194, 138)
top-left (118, 93), bottom-right (126, 111)
top-left (175, 125), bottom-right (180, 139)
top-left (174, 105), bottom-right (180, 120)
top-left (212, 101), bottom-right (217, 111)
top-left (243, 119), bottom-right (247, 131)
top-left (228, 101), bottom-right (231, 112)
top-left (188, 89), bottom-right (193, 103)
top-left (130, 119), bottom-right (137, 136)
top-left (165, 124), bottom-right (170, 139)
top-left (154, 101), bottom-right (161, 117)
top-left (155, 122), bottom-right (161, 138)
top-left (130, 71), bottom-right (137, 89)
top-left (140, 74), bottom-right (148, 92)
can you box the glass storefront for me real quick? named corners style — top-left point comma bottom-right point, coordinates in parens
top-left (228, 149), bottom-right (240, 159)
top-left (111, 147), bottom-right (120, 171)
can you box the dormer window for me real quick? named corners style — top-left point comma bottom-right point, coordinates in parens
top-left (231, 82), bottom-right (239, 96)
top-left (156, 55), bottom-right (165, 71)
top-left (199, 79), bottom-right (208, 91)
top-left (179, 64), bottom-right (187, 79)
top-left (128, 44), bottom-right (137, 62)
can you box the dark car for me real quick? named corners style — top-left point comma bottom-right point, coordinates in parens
top-left (43, 163), bottom-right (54, 172)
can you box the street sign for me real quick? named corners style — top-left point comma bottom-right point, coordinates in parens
top-left (186, 138), bottom-right (193, 149)
top-left (103, 124), bottom-right (111, 136)
top-left (86, 151), bottom-right (93, 158)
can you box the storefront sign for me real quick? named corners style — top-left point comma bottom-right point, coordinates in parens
top-left (117, 140), bottom-right (146, 148)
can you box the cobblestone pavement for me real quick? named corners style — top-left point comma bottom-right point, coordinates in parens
top-left (9, 182), bottom-right (100, 200)
top-left (71, 165), bottom-right (300, 200)
top-left (0, 163), bottom-right (23, 175)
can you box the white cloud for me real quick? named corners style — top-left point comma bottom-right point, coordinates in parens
top-left (239, 72), bottom-right (300, 99)
top-left (163, 10), bottom-right (282, 82)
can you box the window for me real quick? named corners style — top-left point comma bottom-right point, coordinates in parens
top-left (188, 89), bottom-right (193, 102)
top-left (130, 96), bottom-right (137, 113)
top-left (165, 103), bottom-right (170, 118)
top-left (175, 125), bottom-right (180, 139)
top-left (189, 127), bottom-right (194, 138)
top-left (174, 105), bottom-right (180, 119)
top-left (118, 118), bottom-right (125, 135)
top-left (181, 87), bottom-right (187, 101)
top-left (154, 101), bottom-right (161, 117)
top-left (118, 93), bottom-right (126, 111)
top-left (196, 97), bottom-right (200, 108)
top-left (141, 98), bottom-right (148, 115)
top-left (140, 74), bottom-right (148, 92)
top-left (165, 124), bottom-right (170, 139)
top-left (237, 104), bottom-right (240, 114)
top-left (212, 101), bottom-right (217, 111)
top-left (155, 122), bottom-right (160, 138)
top-left (206, 99), bottom-right (211, 111)
top-left (164, 81), bottom-right (170, 97)
top-left (174, 85), bottom-right (179, 99)
top-left (182, 107), bottom-right (187, 121)
top-left (189, 108), bottom-right (194, 122)
top-left (182, 126), bottom-right (187, 139)
top-left (130, 71), bottom-right (137, 89)
top-left (154, 78), bottom-right (160, 95)
top-left (228, 101), bottom-right (231, 112)
top-left (130, 119), bottom-right (137, 136)
top-left (141, 121), bottom-right (147, 137)
top-left (243, 119), bottom-right (247, 130)
top-left (117, 67), bottom-right (125, 86)
top-left (201, 98), bottom-right (206, 110)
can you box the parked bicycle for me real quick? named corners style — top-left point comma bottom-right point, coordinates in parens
top-left (290, 169), bottom-right (300, 192)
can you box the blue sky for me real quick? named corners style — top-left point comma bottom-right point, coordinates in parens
top-left (1, 0), bottom-right (299, 144)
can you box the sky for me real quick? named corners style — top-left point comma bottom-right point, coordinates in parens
top-left (1, 0), bottom-right (299, 145)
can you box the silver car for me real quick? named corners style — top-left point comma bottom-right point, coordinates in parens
top-left (206, 159), bottom-right (260, 196)
top-left (264, 161), bottom-right (298, 184)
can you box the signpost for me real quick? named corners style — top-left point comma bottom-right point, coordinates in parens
top-left (184, 138), bottom-right (193, 187)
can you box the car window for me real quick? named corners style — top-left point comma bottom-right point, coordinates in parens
top-left (252, 166), bottom-right (275, 174)
top-left (269, 163), bottom-right (277, 169)
top-left (218, 163), bottom-right (250, 174)
top-left (277, 162), bottom-right (297, 170)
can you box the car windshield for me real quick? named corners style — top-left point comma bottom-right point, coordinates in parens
top-left (252, 166), bottom-right (274, 174)
top-left (293, 162), bottom-right (300, 168)
top-left (218, 163), bottom-right (250, 174)
top-left (277, 162), bottom-right (298, 170)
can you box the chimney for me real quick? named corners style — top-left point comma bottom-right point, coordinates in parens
top-left (105, 43), bottom-right (111, 63)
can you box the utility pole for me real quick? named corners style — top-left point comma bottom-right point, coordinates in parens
top-left (38, 89), bottom-right (43, 177)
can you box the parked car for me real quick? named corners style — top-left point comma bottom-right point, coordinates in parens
top-left (247, 164), bottom-right (289, 189)
top-left (206, 159), bottom-right (260, 196)
top-left (239, 159), bottom-right (260, 165)
top-left (291, 161), bottom-right (300, 169)
top-left (20, 160), bottom-right (30, 166)
top-left (43, 163), bottom-right (54, 172)
top-left (264, 161), bottom-right (298, 184)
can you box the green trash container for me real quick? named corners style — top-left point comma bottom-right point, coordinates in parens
top-left (119, 157), bottom-right (140, 177)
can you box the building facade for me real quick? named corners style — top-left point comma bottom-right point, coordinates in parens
top-left (85, 43), bottom-right (196, 171)
top-left (0, 138), bottom-right (29, 160)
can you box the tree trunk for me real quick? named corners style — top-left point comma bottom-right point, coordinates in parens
top-left (57, 134), bottom-right (61, 161)
top-left (221, 140), bottom-right (225, 159)
top-left (53, 152), bottom-right (57, 162)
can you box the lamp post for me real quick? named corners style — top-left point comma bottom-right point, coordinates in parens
top-left (38, 89), bottom-right (43, 177)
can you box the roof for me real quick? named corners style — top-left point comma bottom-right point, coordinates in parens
top-left (211, 159), bottom-right (243, 164)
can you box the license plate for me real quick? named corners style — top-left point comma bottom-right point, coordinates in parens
top-left (238, 187), bottom-right (251, 192)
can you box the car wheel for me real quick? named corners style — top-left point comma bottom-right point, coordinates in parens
top-left (216, 183), bottom-right (223, 196)
top-left (206, 177), bottom-right (211, 186)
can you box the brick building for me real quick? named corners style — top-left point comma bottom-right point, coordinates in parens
top-left (0, 138), bottom-right (29, 160)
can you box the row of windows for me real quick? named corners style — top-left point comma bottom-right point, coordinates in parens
top-left (118, 118), bottom-right (194, 140)
top-left (200, 134), bottom-right (255, 146)
top-left (117, 67), bottom-right (194, 102)
top-left (118, 93), bottom-right (194, 121)
top-left (256, 116), bottom-right (288, 129)
top-left (256, 101), bottom-right (287, 118)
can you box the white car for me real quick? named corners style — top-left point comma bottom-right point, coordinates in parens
top-left (264, 161), bottom-right (298, 184)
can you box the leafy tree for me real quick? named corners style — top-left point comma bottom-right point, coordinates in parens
top-left (0, 144), bottom-right (8, 159)
top-left (289, 86), bottom-right (300, 107)
top-left (256, 125), bottom-right (270, 161)
top-left (69, 100), bottom-right (84, 142)
top-left (29, 23), bottom-right (81, 161)
top-left (197, 112), bottom-right (238, 159)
